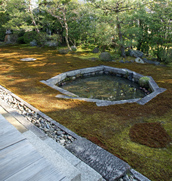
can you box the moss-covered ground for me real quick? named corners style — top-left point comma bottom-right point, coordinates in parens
top-left (0, 45), bottom-right (172, 180)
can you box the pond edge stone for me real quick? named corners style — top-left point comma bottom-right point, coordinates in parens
top-left (41, 65), bottom-right (166, 106)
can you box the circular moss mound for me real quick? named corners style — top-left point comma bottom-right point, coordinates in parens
top-left (129, 122), bottom-right (171, 148)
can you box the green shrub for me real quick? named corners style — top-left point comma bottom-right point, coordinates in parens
top-left (139, 76), bottom-right (150, 88)
top-left (23, 31), bottom-right (37, 44)
top-left (153, 47), bottom-right (172, 64)
top-left (49, 34), bottom-right (59, 42)
top-left (17, 36), bottom-right (25, 44)
top-left (0, 28), bottom-right (5, 41)
top-left (10, 33), bottom-right (19, 43)
top-left (165, 49), bottom-right (172, 64)
top-left (35, 32), bottom-right (49, 46)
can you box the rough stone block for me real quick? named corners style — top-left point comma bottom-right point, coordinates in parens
top-left (47, 77), bottom-right (60, 85)
top-left (66, 70), bottom-right (81, 77)
top-left (66, 138), bottom-right (130, 180)
top-left (58, 73), bottom-right (66, 81)
top-left (136, 88), bottom-right (166, 105)
top-left (130, 169), bottom-right (151, 181)
top-left (133, 72), bottom-right (143, 80)
top-left (147, 77), bottom-right (159, 91)
top-left (80, 67), bottom-right (103, 74)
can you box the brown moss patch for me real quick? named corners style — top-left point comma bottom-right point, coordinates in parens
top-left (129, 122), bottom-right (171, 148)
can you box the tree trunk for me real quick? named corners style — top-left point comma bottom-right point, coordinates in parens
top-left (137, 41), bottom-right (142, 51)
top-left (62, 8), bottom-right (71, 50)
top-left (116, 16), bottom-right (126, 57)
top-left (32, 19), bottom-right (40, 33)
top-left (137, 19), bottom-right (142, 51)
top-left (28, 1), bottom-right (39, 33)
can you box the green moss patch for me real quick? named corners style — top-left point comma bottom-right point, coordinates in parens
top-left (0, 45), bottom-right (172, 180)
top-left (129, 122), bottom-right (171, 148)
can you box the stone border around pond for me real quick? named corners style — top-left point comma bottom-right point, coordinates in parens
top-left (41, 65), bottom-right (166, 106)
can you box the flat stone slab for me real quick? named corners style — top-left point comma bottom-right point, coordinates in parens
top-left (66, 138), bottom-right (130, 180)
top-left (20, 58), bottom-right (36, 61)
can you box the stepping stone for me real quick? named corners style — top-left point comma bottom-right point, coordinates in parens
top-left (20, 58), bottom-right (36, 61)
top-left (66, 138), bottom-right (131, 180)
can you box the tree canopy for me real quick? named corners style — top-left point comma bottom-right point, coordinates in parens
top-left (0, 0), bottom-right (171, 62)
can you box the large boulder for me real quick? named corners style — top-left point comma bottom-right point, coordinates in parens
top-left (92, 47), bottom-right (99, 53)
top-left (45, 41), bottom-right (58, 47)
top-left (143, 58), bottom-right (160, 65)
top-left (128, 49), bottom-right (144, 58)
top-left (30, 40), bottom-right (37, 46)
top-left (99, 52), bottom-right (112, 61)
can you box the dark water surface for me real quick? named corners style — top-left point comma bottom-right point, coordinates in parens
top-left (61, 75), bottom-right (145, 101)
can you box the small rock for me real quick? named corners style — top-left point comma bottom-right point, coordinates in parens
top-left (43, 128), bottom-right (49, 132)
top-left (135, 57), bottom-right (144, 64)
top-left (35, 122), bottom-right (41, 128)
top-left (119, 60), bottom-right (124, 63)
top-left (39, 119), bottom-right (44, 124)
top-left (56, 130), bottom-right (63, 136)
top-left (92, 47), bottom-right (99, 53)
top-left (46, 123), bottom-right (50, 129)
top-left (49, 128), bottom-right (54, 133)
top-left (60, 139), bottom-right (66, 145)
top-left (68, 135), bottom-right (73, 140)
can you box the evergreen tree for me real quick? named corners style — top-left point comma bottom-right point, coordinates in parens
top-left (42, 0), bottom-right (75, 50)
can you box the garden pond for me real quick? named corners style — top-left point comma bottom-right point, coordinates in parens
top-left (60, 74), bottom-right (146, 101)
